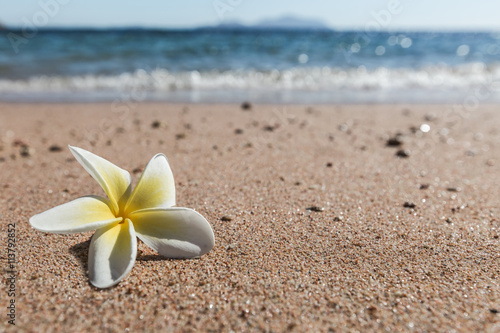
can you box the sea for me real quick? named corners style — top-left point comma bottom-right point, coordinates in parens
top-left (1, 28), bottom-right (500, 104)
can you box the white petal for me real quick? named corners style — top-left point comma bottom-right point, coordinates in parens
top-left (124, 153), bottom-right (175, 214)
top-left (130, 207), bottom-right (214, 258)
top-left (29, 196), bottom-right (122, 234)
top-left (69, 145), bottom-right (131, 215)
top-left (88, 219), bottom-right (136, 288)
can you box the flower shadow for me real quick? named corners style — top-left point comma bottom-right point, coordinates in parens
top-left (69, 239), bottom-right (191, 268)
top-left (136, 254), bottom-right (170, 262)
top-left (69, 238), bottom-right (91, 273)
top-left (136, 253), bottom-right (198, 262)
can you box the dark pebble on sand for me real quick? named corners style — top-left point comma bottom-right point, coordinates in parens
top-left (48, 144), bottom-right (63, 152)
top-left (263, 125), bottom-right (277, 132)
top-left (489, 309), bottom-right (499, 314)
top-left (403, 202), bottom-right (416, 209)
top-left (234, 128), bottom-right (244, 135)
top-left (221, 215), bottom-right (233, 221)
top-left (446, 187), bottom-right (460, 192)
top-left (420, 184), bottom-right (429, 190)
top-left (386, 137), bottom-right (403, 147)
top-left (176, 133), bottom-right (186, 140)
top-left (241, 101), bottom-right (252, 110)
top-left (396, 149), bottom-right (410, 158)
top-left (306, 206), bottom-right (325, 212)
top-left (20, 145), bottom-right (34, 157)
top-left (151, 120), bottom-right (167, 129)
top-left (326, 162), bottom-right (333, 167)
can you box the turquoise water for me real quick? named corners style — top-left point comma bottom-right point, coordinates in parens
top-left (1, 28), bottom-right (500, 103)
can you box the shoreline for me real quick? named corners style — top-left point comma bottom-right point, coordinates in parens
top-left (1, 102), bottom-right (499, 331)
top-left (1, 91), bottom-right (499, 105)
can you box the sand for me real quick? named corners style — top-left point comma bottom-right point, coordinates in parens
top-left (0, 102), bottom-right (499, 332)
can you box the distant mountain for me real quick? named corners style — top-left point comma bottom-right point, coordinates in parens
top-left (214, 21), bottom-right (247, 29)
top-left (255, 16), bottom-right (329, 30)
top-left (212, 16), bottom-right (330, 30)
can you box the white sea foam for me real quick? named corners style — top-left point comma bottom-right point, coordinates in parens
top-left (1, 63), bottom-right (500, 102)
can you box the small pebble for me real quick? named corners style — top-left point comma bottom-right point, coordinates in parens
top-left (152, 120), bottom-right (168, 129)
top-left (420, 184), bottom-right (429, 190)
top-left (48, 144), bottom-right (63, 152)
top-left (367, 305), bottom-right (377, 316)
top-left (176, 133), bottom-right (186, 140)
top-left (326, 162), bottom-right (333, 167)
top-left (338, 124), bottom-right (349, 132)
top-left (306, 206), bottom-right (325, 212)
top-left (234, 128), bottom-right (244, 135)
top-left (221, 215), bottom-right (233, 221)
top-left (396, 149), bottom-right (410, 158)
top-left (489, 309), bottom-right (499, 314)
top-left (425, 113), bottom-right (436, 121)
top-left (386, 137), bottom-right (403, 147)
top-left (20, 145), bottom-right (34, 157)
top-left (403, 202), bottom-right (416, 209)
top-left (241, 101), bottom-right (252, 110)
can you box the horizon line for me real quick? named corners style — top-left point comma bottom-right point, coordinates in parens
top-left (2, 25), bottom-right (500, 34)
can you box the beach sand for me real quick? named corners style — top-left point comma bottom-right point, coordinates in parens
top-left (0, 102), bottom-right (499, 332)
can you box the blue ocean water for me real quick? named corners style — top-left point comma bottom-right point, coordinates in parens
top-left (1, 28), bottom-right (500, 103)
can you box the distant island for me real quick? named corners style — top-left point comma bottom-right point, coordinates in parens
top-left (213, 16), bottom-right (330, 30)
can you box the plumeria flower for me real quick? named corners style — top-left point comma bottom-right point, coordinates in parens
top-left (30, 146), bottom-right (215, 288)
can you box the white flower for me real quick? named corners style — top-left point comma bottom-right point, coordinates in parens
top-left (30, 146), bottom-right (215, 288)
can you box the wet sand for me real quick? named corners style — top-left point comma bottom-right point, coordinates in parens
top-left (0, 102), bottom-right (499, 332)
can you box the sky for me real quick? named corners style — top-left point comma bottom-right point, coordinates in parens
top-left (1, 0), bottom-right (500, 31)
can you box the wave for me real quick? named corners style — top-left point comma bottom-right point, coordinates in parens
top-left (1, 63), bottom-right (500, 94)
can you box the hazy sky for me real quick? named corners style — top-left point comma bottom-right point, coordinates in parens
top-left (1, 0), bottom-right (500, 31)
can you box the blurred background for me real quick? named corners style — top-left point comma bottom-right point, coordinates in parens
top-left (1, 0), bottom-right (500, 103)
